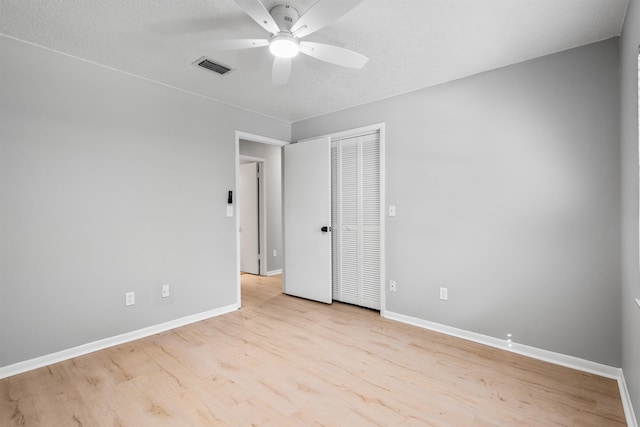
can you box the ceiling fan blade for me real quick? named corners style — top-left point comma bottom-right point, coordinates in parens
top-left (204, 39), bottom-right (269, 51)
top-left (291, 0), bottom-right (363, 38)
top-left (299, 42), bottom-right (368, 69)
top-left (233, 0), bottom-right (281, 35)
top-left (272, 57), bottom-right (291, 85)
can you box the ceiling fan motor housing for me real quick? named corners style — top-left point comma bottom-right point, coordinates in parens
top-left (269, 5), bottom-right (299, 32)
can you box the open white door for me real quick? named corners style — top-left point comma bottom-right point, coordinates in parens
top-left (283, 137), bottom-right (332, 303)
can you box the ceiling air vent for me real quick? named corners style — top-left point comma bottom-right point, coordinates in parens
top-left (193, 57), bottom-right (234, 76)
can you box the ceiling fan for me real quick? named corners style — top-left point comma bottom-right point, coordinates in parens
top-left (205, 0), bottom-right (369, 85)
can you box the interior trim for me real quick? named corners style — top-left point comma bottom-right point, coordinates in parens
top-left (0, 303), bottom-right (239, 380)
top-left (384, 310), bottom-right (637, 426)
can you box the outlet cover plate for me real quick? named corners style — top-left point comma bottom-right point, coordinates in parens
top-left (125, 291), bottom-right (135, 306)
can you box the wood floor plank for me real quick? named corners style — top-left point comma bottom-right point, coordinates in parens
top-left (0, 274), bottom-right (627, 426)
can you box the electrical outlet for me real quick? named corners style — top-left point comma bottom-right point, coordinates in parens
top-left (125, 291), bottom-right (135, 306)
top-left (272, 249), bottom-right (277, 257)
top-left (439, 287), bottom-right (448, 301)
top-left (389, 280), bottom-right (397, 292)
top-left (162, 284), bottom-right (170, 298)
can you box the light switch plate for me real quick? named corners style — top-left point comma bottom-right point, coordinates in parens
top-left (125, 291), bottom-right (135, 306)
top-left (388, 205), bottom-right (396, 217)
top-left (227, 205), bottom-right (233, 217)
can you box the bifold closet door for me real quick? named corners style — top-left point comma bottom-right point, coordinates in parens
top-left (332, 132), bottom-right (381, 310)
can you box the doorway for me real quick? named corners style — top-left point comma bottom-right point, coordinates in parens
top-left (235, 131), bottom-right (288, 307)
top-left (283, 123), bottom-right (385, 314)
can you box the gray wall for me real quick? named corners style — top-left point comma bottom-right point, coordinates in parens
top-left (0, 29), bottom-right (626, 378)
top-left (292, 39), bottom-right (621, 366)
top-left (0, 36), bottom-right (289, 367)
top-left (239, 140), bottom-right (283, 273)
top-left (620, 0), bottom-right (640, 415)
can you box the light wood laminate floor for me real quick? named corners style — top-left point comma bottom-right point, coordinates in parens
top-left (0, 274), bottom-right (626, 426)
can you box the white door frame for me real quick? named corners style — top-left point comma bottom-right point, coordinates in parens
top-left (239, 156), bottom-right (265, 275)
top-left (297, 123), bottom-right (386, 316)
top-left (235, 131), bottom-right (289, 307)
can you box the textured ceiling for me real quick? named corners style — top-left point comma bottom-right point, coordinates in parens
top-left (0, 0), bottom-right (629, 122)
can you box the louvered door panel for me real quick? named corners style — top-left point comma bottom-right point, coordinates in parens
top-left (339, 141), bottom-right (359, 304)
top-left (331, 145), bottom-right (339, 300)
top-left (361, 135), bottom-right (381, 309)
top-left (331, 131), bottom-right (381, 310)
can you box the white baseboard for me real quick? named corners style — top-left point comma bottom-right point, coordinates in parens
top-left (620, 371), bottom-right (639, 427)
top-left (383, 311), bottom-right (637, 426)
top-left (1, 305), bottom-right (636, 426)
top-left (0, 303), bottom-right (239, 380)
top-left (266, 269), bottom-right (282, 276)
top-left (384, 311), bottom-right (619, 377)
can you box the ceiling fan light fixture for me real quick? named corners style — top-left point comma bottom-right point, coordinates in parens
top-left (269, 34), bottom-right (299, 58)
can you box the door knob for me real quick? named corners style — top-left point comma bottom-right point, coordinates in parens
top-left (321, 226), bottom-right (332, 232)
